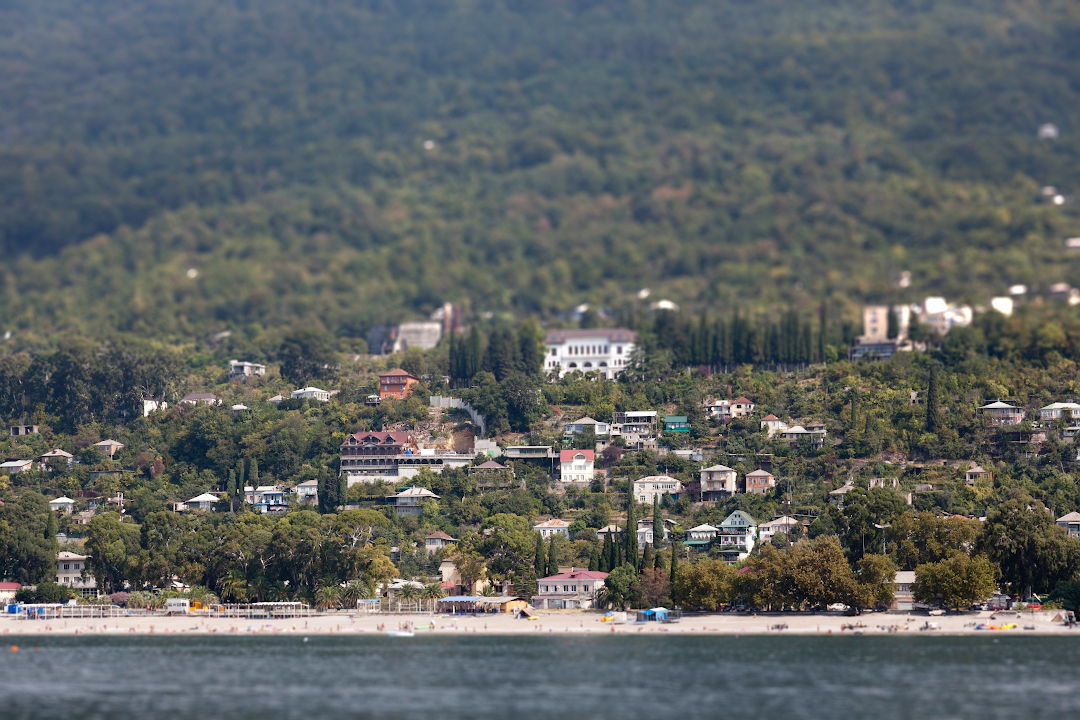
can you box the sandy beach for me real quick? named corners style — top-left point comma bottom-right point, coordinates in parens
top-left (1, 609), bottom-right (1073, 638)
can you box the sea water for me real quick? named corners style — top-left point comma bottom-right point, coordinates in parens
top-left (0, 634), bottom-right (1076, 719)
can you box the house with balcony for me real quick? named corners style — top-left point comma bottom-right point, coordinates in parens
top-left (292, 479), bottom-right (319, 504)
top-left (340, 431), bottom-right (420, 483)
top-left (759, 516), bottom-right (800, 543)
top-left (684, 524), bottom-right (719, 550)
top-left (632, 476), bottom-right (682, 505)
top-left (544, 328), bottom-right (636, 380)
top-left (559, 449), bottom-right (594, 484)
top-left (56, 551), bottom-right (97, 596)
top-left (387, 486), bottom-right (440, 516)
top-left (745, 469), bottom-right (776, 495)
top-left (978, 401), bottom-right (1025, 425)
top-left (564, 416), bottom-right (610, 439)
top-left (425, 530), bottom-right (457, 554)
top-left (664, 416), bottom-right (691, 433)
top-left (637, 517), bottom-right (677, 546)
top-left (1038, 402), bottom-right (1080, 421)
top-left (779, 425), bottom-right (827, 450)
top-left (184, 493), bottom-right (220, 511)
top-left (378, 369), bottom-right (420, 400)
top-left (610, 411), bottom-right (659, 450)
top-left (964, 465), bottom-right (993, 485)
top-left (228, 360), bottom-right (267, 380)
top-left (705, 397), bottom-right (755, 421)
top-left (717, 511), bottom-right (758, 562)
top-left (700, 464), bottom-right (737, 500)
top-left (892, 571), bottom-right (916, 611)
top-left (535, 569), bottom-right (608, 609)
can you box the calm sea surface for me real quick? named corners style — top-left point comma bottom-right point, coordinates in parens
top-left (0, 634), bottom-right (1077, 719)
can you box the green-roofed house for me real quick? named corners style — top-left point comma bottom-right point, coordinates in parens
top-left (664, 416), bottom-right (690, 432)
top-left (717, 511), bottom-right (758, 562)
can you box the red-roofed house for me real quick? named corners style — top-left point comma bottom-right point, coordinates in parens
top-left (559, 449), bottom-right (594, 484)
top-left (0, 581), bottom-right (21, 601)
top-left (536, 568), bottom-right (609, 609)
top-left (340, 431), bottom-right (419, 478)
top-left (760, 414), bottom-right (788, 437)
top-left (379, 369), bottom-right (420, 400)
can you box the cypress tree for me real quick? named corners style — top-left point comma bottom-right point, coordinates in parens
top-left (339, 473), bottom-right (347, 509)
top-left (926, 365), bottom-right (943, 434)
top-left (547, 538), bottom-right (558, 577)
top-left (250, 457), bottom-right (260, 487)
top-left (625, 497), bottom-right (638, 571)
top-left (236, 459), bottom-right (245, 505)
top-left (535, 533), bottom-right (546, 574)
top-left (849, 390), bottom-right (859, 431)
top-left (655, 549), bottom-right (664, 571)
top-left (642, 543), bottom-right (654, 572)
top-left (818, 302), bottom-right (827, 363)
top-left (589, 545), bottom-right (600, 572)
top-left (670, 546), bottom-right (679, 587)
top-left (653, 494), bottom-right (663, 548)
top-left (227, 469), bottom-right (236, 512)
top-left (599, 535), bottom-right (611, 572)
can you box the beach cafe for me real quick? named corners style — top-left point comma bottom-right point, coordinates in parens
top-left (635, 607), bottom-right (680, 623)
top-left (437, 596), bottom-right (529, 614)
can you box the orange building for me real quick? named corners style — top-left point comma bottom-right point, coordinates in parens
top-left (379, 369), bottom-right (420, 400)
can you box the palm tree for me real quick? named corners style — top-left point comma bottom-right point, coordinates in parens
top-left (314, 584), bottom-right (341, 610)
top-left (480, 584), bottom-right (499, 597)
top-left (342, 580), bottom-right (373, 607)
top-left (422, 583), bottom-right (446, 600)
top-left (219, 571), bottom-right (248, 603)
top-left (397, 584), bottom-right (422, 601)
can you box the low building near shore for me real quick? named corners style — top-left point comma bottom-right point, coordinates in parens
top-left (535, 568), bottom-right (608, 609)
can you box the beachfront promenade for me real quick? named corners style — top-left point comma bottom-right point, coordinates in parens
top-left (1, 609), bottom-right (1072, 637)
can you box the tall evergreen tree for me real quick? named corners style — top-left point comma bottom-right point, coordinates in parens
top-left (642, 543), bottom-right (654, 572)
top-left (599, 535), bottom-right (611, 572)
top-left (818, 302), bottom-right (827, 363)
top-left (227, 469), bottom-right (236, 513)
top-left (926, 365), bottom-right (943, 434)
top-left (589, 544), bottom-right (600, 572)
top-left (547, 537), bottom-right (558, 577)
top-left (236, 459), bottom-right (245, 506)
top-left (653, 494), bottom-right (663, 548)
top-left (250, 457), bottom-right (260, 487)
top-left (669, 546), bottom-right (678, 587)
top-left (535, 533), bottom-right (546, 574)
top-left (887, 306), bottom-right (899, 339)
top-left (625, 498), bottom-right (638, 571)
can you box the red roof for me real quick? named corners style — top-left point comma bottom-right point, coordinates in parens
top-left (761, 414), bottom-right (779, 421)
top-left (560, 449), bottom-right (594, 462)
top-left (379, 368), bottom-right (418, 380)
top-left (734, 397), bottom-right (752, 404)
top-left (0, 582), bottom-right (21, 590)
top-left (538, 569), bottom-right (608, 582)
top-left (426, 531), bottom-right (457, 542)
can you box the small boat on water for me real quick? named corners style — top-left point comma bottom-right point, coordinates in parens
top-left (386, 630), bottom-right (414, 637)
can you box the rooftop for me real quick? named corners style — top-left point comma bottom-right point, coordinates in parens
top-left (545, 328), bottom-right (637, 344)
top-left (538, 569), bottom-right (609, 582)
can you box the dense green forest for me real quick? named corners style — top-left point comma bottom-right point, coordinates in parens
top-left (1, 0), bottom-right (1079, 345)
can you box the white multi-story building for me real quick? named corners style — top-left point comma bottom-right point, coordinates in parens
top-left (559, 450), bottom-right (594, 484)
top-left (717, 511), bottom-right (758, 562)
top-left (610, 411), bottom-right (658, 450)
top-left (700, 465), bottom-right (737, 500)
top-left (56, 551), bottom-right (97, 596)
top-left (536, 569), bottom-right (608, 609)
top-left (705, 397), bottom-right (755, 420)
top-left (228, 360), bottom-right (267, 380)
top-left (544, 328), bottom-right (636, 380)
top-left (632, 476), bottom-right (682, 505)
